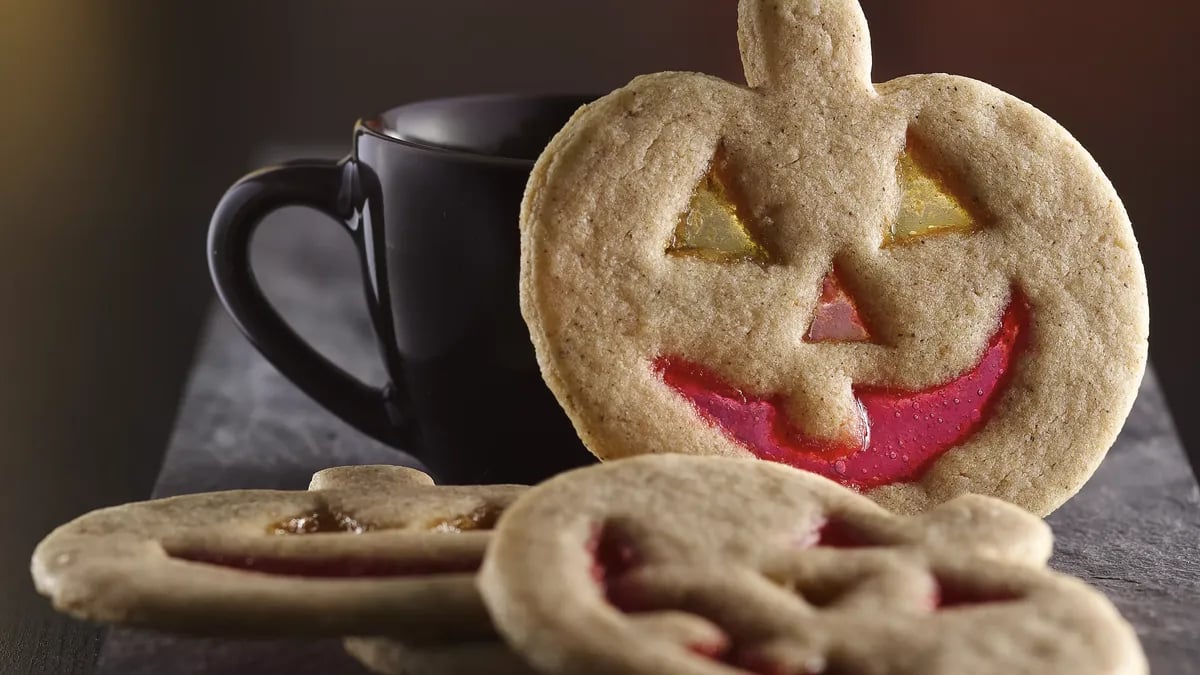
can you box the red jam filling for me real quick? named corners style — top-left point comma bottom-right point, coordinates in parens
top-left (792, 517), bottom-right (878, 549)
top-left (655, 292), bottom-right (1029, 489)
top-left (587, 526), bottom-right (750, 667)
top-left (813, 518), bottom-right (877, 548)
top-left (805, 269), bottom-right (872, 343)
top-left (169, 551), bottom-right (478, 578)
top-left (588, 524), bottom-right (643, 610)
top-left (688, 637), bottom-right (733, 661)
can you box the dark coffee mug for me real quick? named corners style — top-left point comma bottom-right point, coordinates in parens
top-left (208, 94), bottom-right (598, 485)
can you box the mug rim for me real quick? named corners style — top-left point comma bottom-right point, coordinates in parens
top-left (358, 92), bottom-right (595, 166)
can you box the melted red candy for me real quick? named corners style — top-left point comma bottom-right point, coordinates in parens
top-left (588, 524), bottom-right (640, 584)
top-left (588, 524), bottom-right (644, 611)
top-left (170, 551), bottom-right (478, 578)
top-left (792, 517), bottom-right (877, 549)
top-left (655, 292), bottom-right (1029, 489)
top-left (688, 637), bottom-right (732, 661)
top-left (806, 269), bottom-right (872, 343)
top-left (813, 518), bottom-right (877, 548)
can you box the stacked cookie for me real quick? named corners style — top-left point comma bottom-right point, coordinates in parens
top-left (33, 457), bottom-right (1146, 674)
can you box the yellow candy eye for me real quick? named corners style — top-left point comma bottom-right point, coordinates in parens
top-left (887, 133), bottom-right (983, 247)
top-left (667, 147), bottom-right (770, 264)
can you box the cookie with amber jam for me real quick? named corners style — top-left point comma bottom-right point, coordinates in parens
top-left (31, 465), bottom-right (523, 640)
top-left (479, 455), bottom-right (1147, 675)
top-left (519, 0), bottom-right (1148, 515)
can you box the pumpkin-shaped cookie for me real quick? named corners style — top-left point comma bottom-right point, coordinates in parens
top-left (479, 455), bottom-right (1146, 675)
top-left (31, 465), bottom-right (524, 640)
top-left (520, 0), bottom-right (1148, 514)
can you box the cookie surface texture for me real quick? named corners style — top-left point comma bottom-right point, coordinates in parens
top-left (519, 0), bottom-right (1149, 514)
top-left (344, 637), bottom-right (534, 675)
top-left (479, 455), bottom-right (1147, 675)
top-left (31, 465), bottom-right (524, 639)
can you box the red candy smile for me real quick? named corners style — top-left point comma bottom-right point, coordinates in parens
top-left (655, 292), bottom-right (1030, 489)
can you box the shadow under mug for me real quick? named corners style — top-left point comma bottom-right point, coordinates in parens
top-left (208, 94), bottom-right (599, 485)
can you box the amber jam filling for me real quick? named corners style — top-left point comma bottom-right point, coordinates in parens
top-left (427, 504), bottom-right (504, 533)
top-left (887, 131), bottom-right (985, 247)
top-left (269, 504), bottom-right (367, 535)
top-left (667, 146), bottom-right (770, 265)
top-left (170, 504), bottom-right (502, 579)
top-left (655, 292), bottom-right (1029, 489)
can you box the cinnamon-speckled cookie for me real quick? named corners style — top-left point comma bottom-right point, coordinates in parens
top-left (31, 465), bottom-right (524, 640)
top-left (479, 455), bottom-right (1146, 675)
top-left (520, 0), bottom-right (1148, 515)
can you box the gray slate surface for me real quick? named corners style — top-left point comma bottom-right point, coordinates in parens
top-left (98, 208), bottom-right (1199, 674)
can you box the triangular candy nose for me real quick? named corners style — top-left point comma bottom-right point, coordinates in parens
top-left (805, 269), bottom-right (873, 343)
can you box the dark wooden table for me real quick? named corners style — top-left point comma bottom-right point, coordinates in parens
top-left (6, 207), bottom-right (1195, 674)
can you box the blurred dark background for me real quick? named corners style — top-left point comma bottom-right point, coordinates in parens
top-left (1, 1), bottom-right (1195, 670)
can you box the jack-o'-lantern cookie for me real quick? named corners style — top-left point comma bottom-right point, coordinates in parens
top-left (520, 0), bottom-right (1149, 514)
top-left (479, 455), bottom-right (1147, 675)
top-left (31, 465), bottom-right (524, 640)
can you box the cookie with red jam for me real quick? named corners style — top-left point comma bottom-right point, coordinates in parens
top-left (479, 455), bottom-right (1147, 675)
top-left (519, 0), bottom-right (1148, 515)
top-left (32, 465), bottom-right (523, 641)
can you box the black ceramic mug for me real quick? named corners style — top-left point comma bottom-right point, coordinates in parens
top-left (208, 94), bottom-right (598, 485)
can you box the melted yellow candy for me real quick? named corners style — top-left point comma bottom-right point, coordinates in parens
top-left (269, 505), bottom-right (366, 534)
top-left (888, 136), bottom-right (981, 246)
top-left (426, 505), bottom-right (504, 533)
top-left (667, 152), bottom-right (769, 264)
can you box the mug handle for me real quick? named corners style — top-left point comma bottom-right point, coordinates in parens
top-left (207, 159), bottom-right (410, 447)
